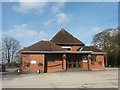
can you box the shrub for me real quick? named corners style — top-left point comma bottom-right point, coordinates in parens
top-left (38, 63), bottom-right (43, 66)
top-left (91, 61), bottom-right (95, 65)
top-left (98, 61), bottom-right (102, 65)
top-left (24, 61), bottom-right (30, 67)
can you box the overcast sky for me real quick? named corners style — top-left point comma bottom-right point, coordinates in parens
top-left (2, 2), bottom-right (118, 47)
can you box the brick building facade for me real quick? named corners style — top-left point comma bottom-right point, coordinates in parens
top-left (21, 28), bottom-right (105, 73)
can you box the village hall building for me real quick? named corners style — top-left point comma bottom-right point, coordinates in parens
top-left (21, 28), bottom-right (105, 73)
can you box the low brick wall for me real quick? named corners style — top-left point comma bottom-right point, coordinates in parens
top-left (47, 61), bottom-right (63, 72)
top-left (89, 55), bottom-right (105, 70)
top-left (81, 55), bottom-right (105, 71)
top-left (46, 54), bottom-right (63, 73)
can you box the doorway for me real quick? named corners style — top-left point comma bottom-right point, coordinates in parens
top-left (66, 54), bottom-right (82, 69)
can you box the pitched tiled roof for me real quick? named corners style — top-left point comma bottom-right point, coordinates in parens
top-left (50, 28), bottom-right (84, 46)
top-left (80, 46), bottom-right (102, 52)
top-left (22, 41), bottom-right (64, 51)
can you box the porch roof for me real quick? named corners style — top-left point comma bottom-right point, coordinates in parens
top-left (80, 46), bottom-right (103, 52)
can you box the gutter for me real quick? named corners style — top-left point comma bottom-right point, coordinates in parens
top-left (91, 52), bottom-right (106, 55)
top-left (21, 51), bottom-right (105, 54)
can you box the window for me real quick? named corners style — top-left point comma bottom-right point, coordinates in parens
top-left (82, 55), bottom-right (88, 60)
top-left (92, 55), bottom-right (97, 62)
top-left (66, 48), bottom-right (71, 51)
top-left (78, 54), bottom-right (82, 61)
top-left (46, 54), bottom-right (55, 61)
top-left (62, 46), bottom-right (71, 51)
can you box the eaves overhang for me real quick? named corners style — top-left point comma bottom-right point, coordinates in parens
top-left (91, 52), bottom-right (106, 55)
top-left (21, 51), bottom-right (106, 54)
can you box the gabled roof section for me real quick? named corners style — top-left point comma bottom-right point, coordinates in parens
top-left (21, 41), bottom-right (64, 52)
top-left (80, 46), bottom-right (103, 52)
top-left (50, 28), bottom-right (84, 46)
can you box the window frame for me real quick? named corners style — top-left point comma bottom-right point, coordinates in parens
top-left (92, 55), bottom-right (97, 62)
top-left (82, 55), bottom-right (88, 61)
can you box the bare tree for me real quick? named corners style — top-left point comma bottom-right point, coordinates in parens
top-left (2, 37), bottom-right (21, 64)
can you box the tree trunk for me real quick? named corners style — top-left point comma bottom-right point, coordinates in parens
top-left (7, 49), bottom-right (10, 64)
top-left (105, 54), bottom-right (108, 67)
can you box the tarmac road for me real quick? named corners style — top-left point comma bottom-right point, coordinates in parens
top-left (1, 68), bottom-right (119, 88)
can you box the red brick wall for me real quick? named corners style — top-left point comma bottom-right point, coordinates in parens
top-left (81, 61), bottom-right (89, 70)
top-left (81, 55), bottom-right (105, 71)
top-left (22, 54), bottom-right (44, 72)
top-left (46, 54), bottom-right (63, 72)
top-left (71, 46), bottom-right (82, 51)
top-left (22, 53), bottom-right (105, 72)
top-left (89, 55), bottom-right (105, 70)
top-left (22, 53), bottom-right (64, 73)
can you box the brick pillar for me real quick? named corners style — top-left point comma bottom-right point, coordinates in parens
top-left (43, 55), bottom-right (45, 73)
top-left (63, 54), bottom-right (66, 70)
top-left (88, 59), bottom-right (91, 70)
top-left (82, 61), bottom-right (89, 70)
top-left (102, 55), bottom-right (105, 70)
top-left (88, 54), bottom-right (92, 70)
top-left (21, 54), bottom-right (26, 71)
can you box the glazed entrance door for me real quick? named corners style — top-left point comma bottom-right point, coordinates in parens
top-left (66, 54), bottom-right (82, 69)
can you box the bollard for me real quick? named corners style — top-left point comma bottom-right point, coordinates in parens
top-left (17, 69), bottom-right (22, 75)
top-left (37, 70), bottom-right (40, 74)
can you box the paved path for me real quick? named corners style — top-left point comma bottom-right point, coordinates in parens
top-left (2, 68), bottom-right (118, 88)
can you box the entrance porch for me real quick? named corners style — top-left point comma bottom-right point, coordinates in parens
top-left (66, 54), bottom-right (90, 70)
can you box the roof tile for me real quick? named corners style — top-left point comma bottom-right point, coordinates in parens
top-left (51, 28), bottom-right (84, 46)
top-left (22, 41), bottom-right (64, 51)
